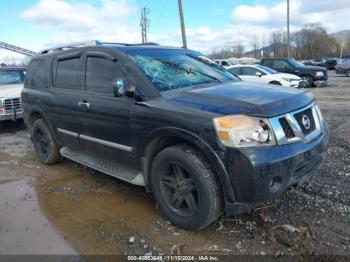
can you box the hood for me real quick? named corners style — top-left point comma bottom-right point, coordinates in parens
top-left (169, 82), bottom-right (314, 118)
top-left (300, 65), bottom-right (327, 71)
top-left (0, 83), bottom-right (23, 99)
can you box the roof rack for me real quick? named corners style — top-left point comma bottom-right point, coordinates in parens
top-left (39, 40), bottom-right (103, 54)
top-left (39, 40), bottom-right (160, 54)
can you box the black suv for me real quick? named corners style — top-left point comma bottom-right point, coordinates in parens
top-left (261, 58), bottom-right (328, 87)
top-left (22, 41), bottom-right (328, 229)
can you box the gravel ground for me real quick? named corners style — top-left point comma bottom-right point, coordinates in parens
top-left (0, 71), bottom-right (349, 257)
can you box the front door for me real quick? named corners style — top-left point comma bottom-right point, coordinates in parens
top-left (79, 50), bottom-right (134, 160)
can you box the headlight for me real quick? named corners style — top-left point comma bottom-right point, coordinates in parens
top-left (281, 77), bottom-right (292, 82)
top-left (0, 98), bottom-right (4, 113)
top-left (316, 71), bottom-right (324, 77)
top-left (213, 115), bottom-right (276, 148)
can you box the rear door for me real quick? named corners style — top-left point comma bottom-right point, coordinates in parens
top-left (79, 49), bottom-right (134, 159)
top-left (51, 51), bottom-right (85, 149)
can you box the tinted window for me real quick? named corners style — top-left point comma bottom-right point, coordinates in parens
top-left (262, 59), bottom-right (273, 67)
top-left (222, 61), bottom-right (229, 66)
top-left (55, 57), bottom-right (81, 90)
top-left (273, 60), bottom-right (292, 70)
top-left (241, 67), bottom-right (261, 76)
top-left (27, 59), bottom-right (48, 88)
top-left (85, 57), bottom-right (124, 95)
top-left (228, 67), bottom-right (241, 75)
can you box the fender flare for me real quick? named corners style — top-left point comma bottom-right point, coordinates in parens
top-left (140, 127), bottom-right (236, 204)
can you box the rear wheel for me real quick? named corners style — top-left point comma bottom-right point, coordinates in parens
top-left (151, 144), bottom-right (222, 230)
top-left (31, 119), bottom-right (62, 165)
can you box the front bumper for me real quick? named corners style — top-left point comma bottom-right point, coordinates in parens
top-left (0, 109), bottom-right (23, 121)
top-left (223, 130), bottom-right (328, 216)
top-left (314, 76), bottom-right (328, 87)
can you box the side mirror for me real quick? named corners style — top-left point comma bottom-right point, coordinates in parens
top-left (113, 78), bottom-right (129, 97)
top-left (255, 72), bottom-right (262, 77)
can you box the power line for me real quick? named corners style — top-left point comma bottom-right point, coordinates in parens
top-left (140, 7), bottom-right (150, 43)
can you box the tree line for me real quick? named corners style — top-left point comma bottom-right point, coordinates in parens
top-left (210, 23), bottom-right (350, 60)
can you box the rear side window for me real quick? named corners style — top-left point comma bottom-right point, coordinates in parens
top-left (27, 59), bottom-right (49, 89)
top-left (55, 57), bottom-right (81, 91)
top-left (85, 57), bottom-right (125, 95)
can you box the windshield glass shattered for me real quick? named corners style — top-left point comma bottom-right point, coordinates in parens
top-left (129, 49), bottom-right (237, 92)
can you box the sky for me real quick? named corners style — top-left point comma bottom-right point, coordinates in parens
top-left (1, 0), bottom-right (350, 62)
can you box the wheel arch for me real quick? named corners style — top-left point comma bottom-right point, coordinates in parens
top-left (140, 127), bottom-right (236, 204)
top-left (26, 107), bottom-right (59, 144)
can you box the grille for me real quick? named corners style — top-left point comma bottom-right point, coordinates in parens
top-left (279, 118), bottom-right (295, 138)
top-left (4, 98), bottom-right (21, 112)
top-left (294, 108), bottom-right (316, 135)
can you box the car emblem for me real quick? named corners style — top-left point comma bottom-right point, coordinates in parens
top-left (301, 115), bottom-right (311, 130)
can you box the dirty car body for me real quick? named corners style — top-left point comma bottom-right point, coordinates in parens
top-left (22, 43), bottom-right (328, 229)
top-left (0, 67), bottom-right (26, 121)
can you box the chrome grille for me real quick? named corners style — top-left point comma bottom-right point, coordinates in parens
top-left (279, 118), bottom-right (295, 138)
top-left (269, 103), bottom-right (322, 145)
top-left (294, 108), bottom-right (316, 135)
top-left (4, 98), bottom-right (22, 112)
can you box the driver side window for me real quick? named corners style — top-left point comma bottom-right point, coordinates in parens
top-left (241, 67), bottom-right (263, 76)
top-left (85, 56), bottom-right (125, 95)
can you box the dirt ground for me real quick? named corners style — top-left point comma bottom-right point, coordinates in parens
top-left (0, 71), bottom-right (349, 258)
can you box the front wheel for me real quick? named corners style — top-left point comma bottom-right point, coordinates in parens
top-left (151, 144), bottom-right (222, 230)
top-left (31, 119), bottom-right (62, 165)
top-left (302, 75), bottom-right (315, 87)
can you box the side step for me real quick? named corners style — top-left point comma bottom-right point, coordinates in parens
top-left (60, 147), bottom-right (145, 186)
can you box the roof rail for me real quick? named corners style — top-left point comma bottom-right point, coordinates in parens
top-left (39, 40), bottom-right (161, 54)
top-left (39, 40), bottom-right (102, 54)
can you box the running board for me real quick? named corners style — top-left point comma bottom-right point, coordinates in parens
top-left (60, 147), bottom-right (145, 186)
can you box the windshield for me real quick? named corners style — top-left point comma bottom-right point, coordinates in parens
top-left (0, 70), bottom-right (26, 85)
top-left (129, 49), bottom-right (237, 92)
top-left (289, 59), bottom-right (304, 68)
top-left (256, 65), bottom-right (278, 74)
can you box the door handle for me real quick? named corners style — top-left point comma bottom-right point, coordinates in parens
top-left (78, 101), bottom-right (90, 111)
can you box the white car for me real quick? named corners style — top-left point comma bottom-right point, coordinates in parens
top-left (214, 59), bottom-right (236, 68)
top-left (226, 64), bottom-right (305, 88)
top-left (0, 67), bottom-right (26, 121)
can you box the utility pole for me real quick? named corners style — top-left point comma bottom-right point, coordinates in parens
top-left (340, 42), bottom-right (344, 63)
top-left (177, 0), bottom-right (187, 49)
top-left (287, 0), bottom-right (291, 57)
top-left (140, 7), bottom-right (150, 43)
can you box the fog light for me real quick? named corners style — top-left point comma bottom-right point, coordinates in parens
top-left (269, 176), bottom-right (283, 193)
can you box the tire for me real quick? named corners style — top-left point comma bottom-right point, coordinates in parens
top-left (269, 81), bottom-right (281, 85)
top-left (302, 75), bottom-right (314, 88)
top-left (150, 144), bottom-right (222, 230)
top-left (346, 70), bottom-right (350, 77)
top-left (31, 119), bottom-right (62, 165)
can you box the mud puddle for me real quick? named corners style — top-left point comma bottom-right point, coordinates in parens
top-left (0, 179), bottom-right (77, 255)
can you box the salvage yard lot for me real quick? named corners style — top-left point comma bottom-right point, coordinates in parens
top-left (0, 71), bottom-right (349, 256)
